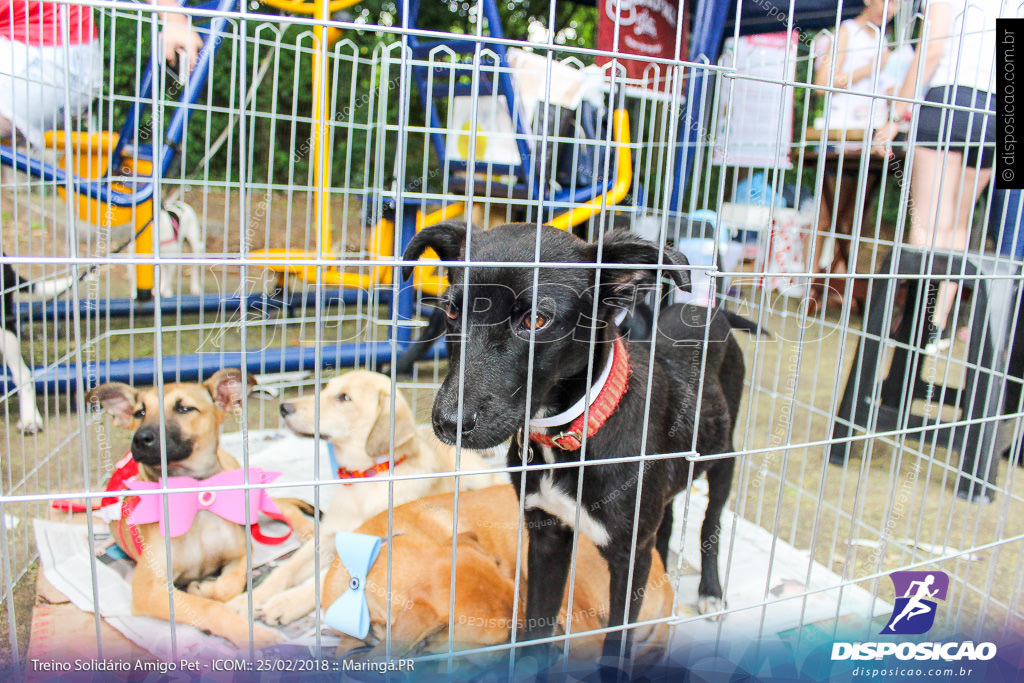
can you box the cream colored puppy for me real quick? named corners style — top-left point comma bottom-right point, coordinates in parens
top-left (240, 370), bottom-right (505, 625)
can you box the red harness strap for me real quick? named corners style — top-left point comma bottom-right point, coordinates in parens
top-left (529, 338), bottom-right (632, 451)
top-left (117, 494), bottom-right (146, 559)
top-left (50, 453), bottom-right (139, 513)
top-left (159, 211), bottom-right (181, 247)
top-left (249, 509), bottom-right (292, 545)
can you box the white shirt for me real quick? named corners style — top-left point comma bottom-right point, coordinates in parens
top-left (927, 0), bottom-right (1007, 92)
top-left (825, 19), bottom-right (890, 127)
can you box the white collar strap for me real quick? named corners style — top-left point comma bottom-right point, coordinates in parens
top-left (529, 342), bottom-right (616, 429)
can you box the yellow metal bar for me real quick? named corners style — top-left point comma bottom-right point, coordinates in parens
top-left (547, 109), bottom-right (632, 231)
top-left (312, 0), bottom-right (332, 254)
top-left (416, 202), bottom-right (465, 230)
top-left (43, 130), bottom-right (119, 153)
top-left (134, 204), bottom-right (155, 293)
top-left (260, 0), bottom-right (359, 15)
top-left (249, 216), bottom-right (394, 288)
top-left (412, 203), bottom-right (465, 296)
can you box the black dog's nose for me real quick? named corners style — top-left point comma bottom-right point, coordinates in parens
top-left (432, 410), bottom-right (477, 443)
top-left (280, 403), bottom-right (296, 417)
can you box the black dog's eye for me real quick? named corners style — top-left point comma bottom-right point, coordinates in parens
top-left (521, 312), bottom-right (549, 330)
top-left (337, 392), bottom-right (351, 402)
top-left (174, 404), bottom-right (197, 415)
top-left (445, 302), bottom-right (458, 320)
top-left (133, 407), bottom-right (145, 419)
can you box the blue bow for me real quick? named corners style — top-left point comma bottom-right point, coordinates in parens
top-left (324, 531), bottom-right (382, 639)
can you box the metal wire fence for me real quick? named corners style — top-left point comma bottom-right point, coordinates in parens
top-left (1, 0), bottom-right (1021, 678)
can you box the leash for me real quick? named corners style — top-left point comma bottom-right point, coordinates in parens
top-left (8, 216), bottom-right (154, 300)
top-left (71, 216), bottom-right (155, 286)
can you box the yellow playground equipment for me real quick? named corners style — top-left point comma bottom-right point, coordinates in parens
top-left (249, 0), bottom-right (635, 297)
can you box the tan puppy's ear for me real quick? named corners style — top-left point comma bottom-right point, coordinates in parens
top-left (365, 387), bottom-right (418, 457)
top-left (84, 382), bottom-right (140, 428)
top-left (204, 369), bottom-right (260, 414)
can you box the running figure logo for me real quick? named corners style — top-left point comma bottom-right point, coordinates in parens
top-left (881, 571), bottom-right (950, 635)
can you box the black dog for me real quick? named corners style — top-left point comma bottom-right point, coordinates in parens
top-left (403, 223), bottom-right (746, 664)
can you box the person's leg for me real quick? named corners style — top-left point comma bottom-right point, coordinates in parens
top-left (932, 163), bottom-right (992, 330)
top-left (908, 147), bottom-right (956, 249)
top-left (909, 147), bottom-right (970, 332)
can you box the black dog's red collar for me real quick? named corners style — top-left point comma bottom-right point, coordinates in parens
top-left (529, 338), bottom-right (631, 451)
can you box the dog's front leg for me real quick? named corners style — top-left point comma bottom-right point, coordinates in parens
top-left (248, 536), bottom-right (321, 607)
top-left (600, 539), bottom-right (655, 668)
top-left (258, 574), bottom-right (325, 626)
top-left (521, 509), bottom-right (573, 655)
top-left (187, 557), bottom-right (247, 602)
top-left (132, 561), bottom-right (284, 650)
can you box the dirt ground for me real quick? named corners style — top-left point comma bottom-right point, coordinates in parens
top-left (2, 186), bottom-right (1022, 662)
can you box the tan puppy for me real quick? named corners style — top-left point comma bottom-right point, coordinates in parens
top-left (244, 370), bottom-right (505, 626)
top-left (86, 369), bottom-right (312, 650)
top-left (323, 485), bottom-right (673, 661)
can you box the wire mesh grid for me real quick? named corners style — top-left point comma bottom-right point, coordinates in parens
top-left (0, 0), bottom-right (1022, 678)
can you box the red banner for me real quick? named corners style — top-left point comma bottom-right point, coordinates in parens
top-left (596, 0), bottom-right (687, 92)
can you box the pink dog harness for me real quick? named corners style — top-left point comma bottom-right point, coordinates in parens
top-left (105, 457), bottom-right (291, 558)
top-left (125, 468), bottom-right (287, 537)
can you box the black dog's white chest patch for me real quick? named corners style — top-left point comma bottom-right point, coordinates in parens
top-left (524, 473), bottom-right (611, 547)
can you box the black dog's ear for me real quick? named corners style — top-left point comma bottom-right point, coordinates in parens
top-left (588, 231), bottom-right (691, 299)
top-left (401, 221), bottom-right (469, 281)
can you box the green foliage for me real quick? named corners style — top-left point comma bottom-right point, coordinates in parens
top-left (105, 0), bottom-right (597, 189)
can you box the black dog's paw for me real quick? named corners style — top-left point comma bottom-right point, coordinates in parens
top-left (697, 595), bottom-right (727, 620)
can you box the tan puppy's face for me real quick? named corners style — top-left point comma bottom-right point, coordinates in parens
top-left (279, 370), bottom-right (416, 471)
top-left (86, 369), bottom-right (256, 478)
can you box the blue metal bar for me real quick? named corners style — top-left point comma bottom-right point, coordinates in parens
top-left (475, 0), bottom-right (535, 180)
top-left (393, 207), bottom-right (420, 346)
top-left (111, 0), bottom-right (238, 176)
top-left (670, 0), bottom-right (729, 212)
top-left (15, 289), bottom-right (390, 323)
top-left (0, 147), bottom-right (155, 205)
top-left (2, 341), bottom-right (408, 394)
top-left (403, 0), bottom-right (535, 186)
